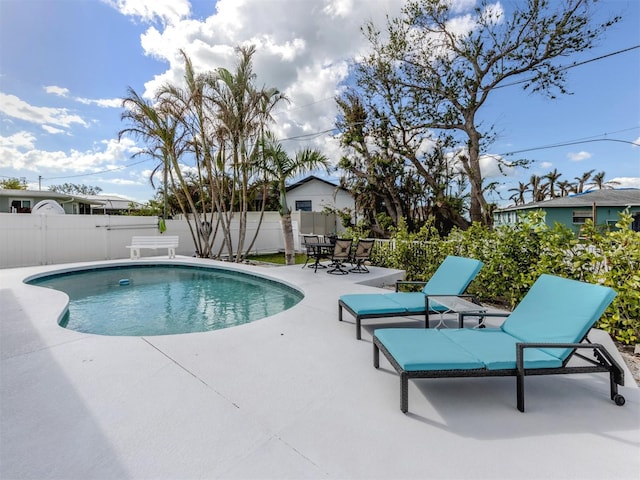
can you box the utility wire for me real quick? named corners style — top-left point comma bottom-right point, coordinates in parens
top-left (15, 46), bottom-right (638, 184)
top-left (494, 45), bottom-right (640, 89)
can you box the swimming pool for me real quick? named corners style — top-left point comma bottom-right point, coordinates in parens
top-left (28, 265), bottom-right (303, 336)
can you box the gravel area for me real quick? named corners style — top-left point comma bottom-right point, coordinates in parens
top-left (619, 345), bottom-right (640, 385)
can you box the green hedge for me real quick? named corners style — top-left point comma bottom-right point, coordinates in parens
top-left (370, 211), bottom-right (640, 345)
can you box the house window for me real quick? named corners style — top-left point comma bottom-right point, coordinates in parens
top-left (295, 200), bottom-right (312, 212)
top-left (10, 199), bottom-right (31, 213)
top-left (572, 210), bottom-right (593, 224)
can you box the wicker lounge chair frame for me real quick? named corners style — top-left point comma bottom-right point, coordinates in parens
top-left (372, 275), bottom-right (626, 413)
top-left (338, 256), bottom-right (484, 339)
top-left (374, 332), bottom-right (625, 413)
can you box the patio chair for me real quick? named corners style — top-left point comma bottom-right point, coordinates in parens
top-left (301, 235), bottom-right (320, 269)
top-left (373, 274), bottom-right (625, 413)
top-left (327, 239), bottom-right (353, 275)
top-left (349, 239), bottom-right (375, 273)
top-left (339, 255), bottom-right (484, 339)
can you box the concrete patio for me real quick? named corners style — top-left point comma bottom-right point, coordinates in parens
top-left (1, 257), bottom-right (638, 479)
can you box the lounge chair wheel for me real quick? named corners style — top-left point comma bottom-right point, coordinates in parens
top-left (613, 394), bottom-right (625, 406)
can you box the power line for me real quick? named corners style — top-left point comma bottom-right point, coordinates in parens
top-left (14, 46), bottom-right (637, 184)
top-left (42, 158), bottom-right (151, 181)
top-left (500, 137), bottom-right (640, 156)
top-left (494, 45), bottom-right (640, 89)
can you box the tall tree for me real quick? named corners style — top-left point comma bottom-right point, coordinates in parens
top-left (49, 183), bottom-right (103, 195)
top-left (335, 88), bottom-right (469, 235)
top-left (528, 175), bottom-right (549, 202)
top-left (358, 0), bottom-right (619, 225)
top-left (544, 169), bottom-right (562, 198)
top-left (260, 132), bottom-right (330, 265)
top-left (205, 45), bottom-right (287, 261)
top-left (0, 178), bottom-right (27, 190)
top-left (508, 181), bottom-right (529, 205)
top-left (589, 171), bottom-right (620, 190)
top-left (574, 169), bottom-right (596, 193)
top-left (119, 88), bottom-right (192, 236)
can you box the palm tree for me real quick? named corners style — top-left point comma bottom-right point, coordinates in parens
top-left (528, 175), bottom-right (548, 202)
top-left (557, 180), bottom-right (573, 197)
top-left (205, 45), bottom-right (287, 261)
top-left (119, 87), bottom-right (190, 222)
top-left (589, 171), bottom-right (620, 190)
top-left (574, 169), bottom-right (595, 193)
top-left (544, 168), bottom-right (562, 198)
top-left (260, 131), bottom-right (330, 265)
top-left (508, 181), bottom-right (529, 205)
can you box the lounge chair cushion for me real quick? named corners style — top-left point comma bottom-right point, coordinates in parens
top-left (375, 328), bottom-right (563, 372)
top-left (421, 256), bottom-right (484, 295)
top-left (339, 294), bottom-right (409, 315)
top-left (440, 329), bottom-right (563, 370)
top-left (374, 329), bottom-right (484, 371)
top-left (501, 274), bottom-right (617, 360)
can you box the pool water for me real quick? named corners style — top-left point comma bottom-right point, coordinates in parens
top-left (29, 265), bottom-right (303, 336)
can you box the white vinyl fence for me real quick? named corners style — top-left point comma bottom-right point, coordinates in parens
top-left (0, 211), bottom-right (341, 269)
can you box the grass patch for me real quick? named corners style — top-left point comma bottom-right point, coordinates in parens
top-left (246, 252), bottom-right (307, 265)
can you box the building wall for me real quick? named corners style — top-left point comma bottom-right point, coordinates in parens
top-left (286, 180), bottom-right (355, 213)
top-left (494, 206), bottom-right (640, 233)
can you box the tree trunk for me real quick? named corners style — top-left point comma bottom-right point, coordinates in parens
top-left (281, 213), bottom-right (296, 265)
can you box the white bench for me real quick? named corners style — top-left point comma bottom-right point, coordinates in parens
top-left (126, 235), bottom-right (179, 260)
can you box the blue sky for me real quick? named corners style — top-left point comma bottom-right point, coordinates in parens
top-left (0, 0), bottom-right (638, 206)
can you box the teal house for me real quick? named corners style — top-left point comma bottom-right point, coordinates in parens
top-left (493, 189), bottom-right (640, 233)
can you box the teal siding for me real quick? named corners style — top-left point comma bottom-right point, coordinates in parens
top-left (495, 206), bottom-right (640, 233)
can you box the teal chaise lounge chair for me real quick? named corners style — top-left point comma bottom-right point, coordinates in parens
top-left (373, 274), bottom-right (626, 413)
top-left (339, 255), bottom-right (484, 339)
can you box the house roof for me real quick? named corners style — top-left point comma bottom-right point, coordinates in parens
top-left (285, 175), bottom-right (348, 192)
top-left (82, 194), bottom-right (143, 210)
top-left (496, 189), bottom-right (640, 212)
top-left (0, 190), bottom-right (142, 209)
top-left (0, 189), bottom-right (81, 203)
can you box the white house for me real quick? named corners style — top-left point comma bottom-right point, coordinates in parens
top-left (285, 176), bottom-right (355, 213)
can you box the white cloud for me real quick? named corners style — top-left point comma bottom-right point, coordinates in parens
top-left (0, 92), bottom-right (88, 129)
top-left (103, 0), bottom-right (191, 25)
top-left (479, 153), bottom-right (519, 178)
top-left (632, 136), bottom-right (640, 147)
top-left (540, 161), bottom-right (553, 169)
top-left (0, 131), bottom-right (36, 150)
top-left (42, 125), bottom-right (66, 135)
top-left (76, 97), bottom-right (123, 108)
top-left (609, 177), bottom-right (640, 189)
top-left (127, 0), bottom-right (404, 161)
top-left (44, 85), bottom-right (70, 97)
top-left (567, 151), bottom-right (592, 161)
top-left (0, 134), bottom-right (138, 173)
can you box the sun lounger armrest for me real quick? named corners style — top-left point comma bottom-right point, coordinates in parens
top-left (516, 342), bottom-right (625, 385)
top-left (395, 281), bottom-right (428, 292)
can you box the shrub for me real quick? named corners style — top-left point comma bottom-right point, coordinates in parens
top-left (372, 211), bottom-right (640, 344)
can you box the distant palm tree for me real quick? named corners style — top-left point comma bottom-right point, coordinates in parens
top-left (544, 168), bottom-right (562, 198)
top-left (589, 171), bottom-right (620, 190)
top-left (508, 181), bottom-right (529, 205)
top-left (260, 131), bottom-right (330, 265)
top-left (528, 175), bottom-right (548, 202)
top-left (574, 169), bottom-right (595, 193)
top-left (557, 180), bottom-right (573, 197)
